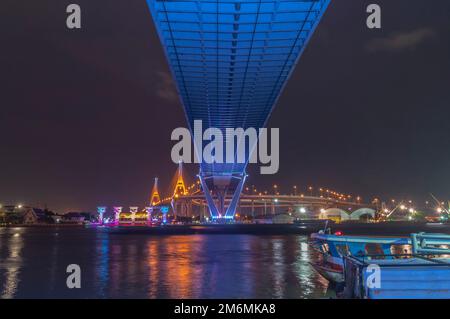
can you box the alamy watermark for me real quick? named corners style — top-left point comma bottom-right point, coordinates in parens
top-left (366, 4), bottom-right (381, 29)
top-left (366, 264), bottom-right (381, 289)
top-left (66, 264), bottom-right (81, 289)
top-left (66, 4), bottom-right (81, 29)
top-left (171, 120), bottom-right (279, 174)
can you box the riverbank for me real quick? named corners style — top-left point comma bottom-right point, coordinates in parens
top-left (0, 223), bottom-right (84, 228)
top-left (3, 221), bottom-right (449, 236)
top-left (102, 221), bottom-right (450, 236)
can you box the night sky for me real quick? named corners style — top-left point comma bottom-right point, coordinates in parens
top-left (2, 0), bottom-right (450, 213)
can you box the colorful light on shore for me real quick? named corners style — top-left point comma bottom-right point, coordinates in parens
top-left (160, 205), bottom-right (169, 224)
top-left (211, 215), bottom-right (234, 220)
top-left (113, 207), bottom-right (122, 223)
top-left (145, 207), bottom-right (152, 222)
top-left (97, 206), bottom-right (107, 224)
top-left (129, 207), bottom-right (138, 223)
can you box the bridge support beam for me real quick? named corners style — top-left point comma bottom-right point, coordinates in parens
top-left (199, 173), bottom-right (247, 221)
top-left (199, 175), bottom-right (220, 218)
top-left (224, 174), bottom-right (247, 219)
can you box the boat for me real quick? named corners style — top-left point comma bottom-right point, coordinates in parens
top-left (343, 233), bottom-right (450, 298)
top-left (310, 231), bottom-right (410, 284)
top-left (310, 230), bottom-right (450, 298)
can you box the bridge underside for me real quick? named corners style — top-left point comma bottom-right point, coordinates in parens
top-left (147, 0), bottom-right (331, 219)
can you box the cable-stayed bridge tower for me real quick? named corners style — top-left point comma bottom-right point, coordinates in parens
top-left (150, 177), bottom-right (161, 206)
top-left (173, 161), bottom-right (188, 197)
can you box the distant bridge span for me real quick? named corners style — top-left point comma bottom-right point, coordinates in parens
top-left (152, 163), bottom-right (377, 219)
top-left (162, 192), bottom-right (377, 219)
top-left (168, 194), bottom-right (372, 207)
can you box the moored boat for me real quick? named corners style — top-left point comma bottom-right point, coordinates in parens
top-left (343, 232), bottom-right (450, 298)
top-left (310, 231), bottom-right (450, 298)
top-left (310, 232), bottom-right (410, 284)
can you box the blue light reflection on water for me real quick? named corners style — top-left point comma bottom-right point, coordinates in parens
top-left (0, 227), bottom-right (330, 298)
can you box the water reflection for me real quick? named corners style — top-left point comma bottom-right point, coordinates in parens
top-left (147, 240), bottom-right (159, 298)
top-left (294, 237), bottom-right (329, 298)
top-left (272, 239), bottom-right (285, 298)
top-left (0, 228), bottom-right (330, 298)
top-left (95, 232), bottom-right (110, 297)
top-left (0, 228), bottom-right (24, 298)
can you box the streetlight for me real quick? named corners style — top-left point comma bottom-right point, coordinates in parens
top-left (308, 186), bottom-right (313, 196)
top-left (293, 185), bottom-right (297, 196)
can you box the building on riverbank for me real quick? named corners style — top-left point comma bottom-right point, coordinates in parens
top-left (0, 205), bottom-right (99, 226)
top-left (0, 205), bottom-right (51, 225)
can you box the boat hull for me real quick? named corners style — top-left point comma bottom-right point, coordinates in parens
top-left (310, 262), bottom-right (344, 284)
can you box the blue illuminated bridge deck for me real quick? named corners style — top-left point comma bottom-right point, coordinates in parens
top-left (146, 0), bottom-right (331, 219)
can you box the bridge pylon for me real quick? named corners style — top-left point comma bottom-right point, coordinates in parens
top-left (150, 177), bottom-right (161, 206)
top-left (173, 161), bottom-right (187, 198)
top-left (171, 161), bottom-right (190, 218)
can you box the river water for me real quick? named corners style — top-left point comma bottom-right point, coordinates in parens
top-left (0, 227), bottom-right (331, 299)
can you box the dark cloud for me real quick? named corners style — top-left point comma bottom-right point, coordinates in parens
top-left (366, 27), bottom-right (436, 52)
